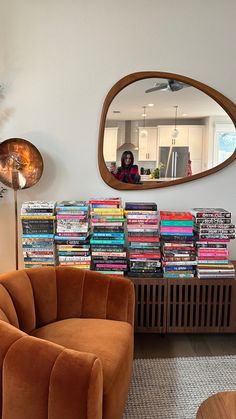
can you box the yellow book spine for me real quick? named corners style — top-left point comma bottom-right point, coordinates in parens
top-left (21, 216), bottom-right (56, 219)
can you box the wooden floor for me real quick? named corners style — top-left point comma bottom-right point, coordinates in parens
top-left (134, 333), bottom-right (236, 359)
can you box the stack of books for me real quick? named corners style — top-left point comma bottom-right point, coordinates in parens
top-left (55, 201), bottom-right (91, 269)
top-left (160, 211), bottom-right (196, 278)
top-left (125, 202), bottom-right (161, 277)
top-left (21, 201), bottom-right (56, 268)
top-left (89, 198), bottom-right (127, 277)
top-left (191, 208), bottom-right (236, 279)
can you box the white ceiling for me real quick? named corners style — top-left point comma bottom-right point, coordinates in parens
top-left (107, 78), bottom-right (231, 121)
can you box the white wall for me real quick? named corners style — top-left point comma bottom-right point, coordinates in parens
top-left (0, 0), bottom-right (236, 273)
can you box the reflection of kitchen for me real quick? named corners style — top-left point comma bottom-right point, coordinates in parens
top-left (104, 116), bottom-right (235, 182)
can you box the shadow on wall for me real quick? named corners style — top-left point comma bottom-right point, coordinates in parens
top-left (0, 107), bottom-right (15, 131)
top-left (0, 81), bottom-right (15, 133)
top-left (37, 151), bottom-right (58, 191)
top-left (0, 196), bottom-right (15, 273)
top-left (22, 131), bottom-right (68, 193)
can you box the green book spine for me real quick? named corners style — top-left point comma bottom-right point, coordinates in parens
top-left (161, 220), bottom-right (194, 226)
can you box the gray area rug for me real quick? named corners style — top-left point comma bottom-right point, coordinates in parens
top-left (123, 356), bottom-right (236, 418)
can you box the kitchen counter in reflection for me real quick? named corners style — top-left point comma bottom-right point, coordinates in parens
top-left (141, 177), bottom-right (183, 183)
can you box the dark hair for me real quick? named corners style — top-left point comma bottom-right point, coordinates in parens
top-left (121, 150), bottom-right (134, 168)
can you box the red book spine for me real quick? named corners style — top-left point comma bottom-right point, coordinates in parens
top-left (128, 237), bottom-right (160, 242)
top-left (197, 256), bottom-right (228, 260)
top-left (89, 200), bottom-right (120, 205)
top-left (129, 253), bottom-right (161, 259)
top-left (160, 212), bottom-right (193, 221)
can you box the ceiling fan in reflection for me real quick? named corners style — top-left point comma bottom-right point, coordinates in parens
top-left (145, 79), bottom-right (190, 93)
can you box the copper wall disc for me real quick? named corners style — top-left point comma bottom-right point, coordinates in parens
top-left (0, 138), bottom-right (44, 190)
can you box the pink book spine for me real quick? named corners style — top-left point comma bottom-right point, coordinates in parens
top-left (92, 252), bottom-right (127, 257)
top-left (57, 215), bottom-right (87, 219)
top-left (96, 264), bottom-right (127, 269)
top-left (127, 224), bottom-right (158, 229)
top-left (198, 250), bottom-right (229, 256)
top-left (198, 239), bottom-right (230, 243)
top-left (92, 222), bottom-right (122, 226)
top-left (160, 226), bottom-right (193, 233)
top-left (128, 219), bottom-right (159, 224)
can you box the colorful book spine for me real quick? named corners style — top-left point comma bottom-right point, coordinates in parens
top-left (21, 201), bottom-right (57, 268)
top-left (160, 226), bottom-right (193, 234)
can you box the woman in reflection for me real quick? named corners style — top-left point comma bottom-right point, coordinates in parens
top-left (187, 152), bottom-right (192, 176)
top-left (111, 150), bottom-right (141, 184)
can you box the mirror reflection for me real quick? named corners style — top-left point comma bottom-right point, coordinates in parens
top-left (103, 78), bottom-right (236, 185)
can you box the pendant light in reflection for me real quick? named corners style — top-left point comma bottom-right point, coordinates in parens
top-left (172, 105), bottom-right (179, 144)
top-left (140, 106), bottom-right (148, 138)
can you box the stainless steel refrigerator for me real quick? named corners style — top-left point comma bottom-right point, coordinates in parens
top-left (159, 146), bottom-right (189, 178)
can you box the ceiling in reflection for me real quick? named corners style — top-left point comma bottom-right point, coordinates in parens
top-left (107, 78), bottom-right (230, 121)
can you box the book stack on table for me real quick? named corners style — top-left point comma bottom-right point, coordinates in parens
top-left (160, 211), bottom-right (196, 278)
top-left (125, 202), bottom-right (161, 278)
top-left (55, 201), bottom-right (91, 269)
top-left (191, 208), bottom-right (236, 279)
top-left (89, 198), bottom-right (127, 277)
top-left (21, 201), bottom-right (56, 268)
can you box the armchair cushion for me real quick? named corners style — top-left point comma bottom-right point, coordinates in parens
top-left (31, 318), bottom-right (133, 394)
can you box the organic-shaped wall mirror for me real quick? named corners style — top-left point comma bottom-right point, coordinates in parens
top-left (98, 72), bottom-right (236, 190)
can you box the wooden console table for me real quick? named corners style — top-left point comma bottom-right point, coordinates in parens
top-left (130, 262), bottom-right (236, 333)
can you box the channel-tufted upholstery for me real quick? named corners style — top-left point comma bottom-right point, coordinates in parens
top-left (0, 267), bottom-right (134, 419)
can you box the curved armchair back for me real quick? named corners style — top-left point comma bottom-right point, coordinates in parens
top-left (0, 267), bottom-right (134, 333)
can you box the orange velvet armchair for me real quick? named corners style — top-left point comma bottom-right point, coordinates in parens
top-left (0, 267), bottom-right (135, 419)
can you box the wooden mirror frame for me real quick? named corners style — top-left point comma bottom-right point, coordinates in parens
top-left (98, 71), bottom-right (236, 190)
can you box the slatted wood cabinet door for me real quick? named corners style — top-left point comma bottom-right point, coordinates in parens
top-left (131, 273), bottom-right (236, 334)
top-left (131, 278), bottom-right (167, 333)
top-left (167, 279), bottom-right (236, 333)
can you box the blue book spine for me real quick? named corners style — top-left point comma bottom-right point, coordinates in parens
top-left (55, 235), bottom-right (87, 241)
top-left (24, 257), bottom-right (55, 262)
top-left (198, 260), bottom-right (229, 264)
top-left (22, 234), bottom-right (54, 238)
top-left (164, 266), bottom-right (194, 271)
top-left (90, 239), bottom-right (125, 245)
top-left (163, 273), bottom-right (194, 278)
top-left (56, 206), bottom-right (88, 211)
top-left (22, 244), bottom-right (54, 248)
top-left (93, 233), bottom-right (124, 238)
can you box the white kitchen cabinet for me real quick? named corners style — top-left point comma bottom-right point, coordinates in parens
top-left (188, 126), bottom-right (203, 160)
top-left (104, 128), bottom-right (118, 162)
top-left (138, 127), bottom-right (157, 161)
top-left (158, 126), bottom-right (189, 147)
top-left (188, 126), bottom-right (204, 173)
top-left (191, 160), bottom-right (202, 175)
